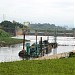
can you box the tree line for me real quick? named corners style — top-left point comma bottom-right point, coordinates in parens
top-left (0, 20), bottom-right (27, 35)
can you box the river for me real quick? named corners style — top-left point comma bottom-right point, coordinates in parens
top-left (0, 35), bottom-right (75, 62)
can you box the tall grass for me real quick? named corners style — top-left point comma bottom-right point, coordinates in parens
top-left (0, 58), bottom-right (75, 75)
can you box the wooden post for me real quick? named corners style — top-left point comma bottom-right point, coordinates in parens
top-left (35, 30), bottom-right (38, 55)
top-left (22, 30), bottom-right (26, 51)
top-left (40, 37), bottom-right (42, 56)
top-left (64, 30), bottom-right (66, 37)
top-left (23, 34), bottom-right (25, 50)
top-left (54, 28), bottom-right (57, 43)
top-left (47, 32), bottom-right (49, 41)
top-left (53, 27), bottom-right (57, 55)
top-left (73, 30), bottom-right (75, 37)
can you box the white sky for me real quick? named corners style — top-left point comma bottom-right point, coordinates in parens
top-left (0, 0), bottom-right (74, 27)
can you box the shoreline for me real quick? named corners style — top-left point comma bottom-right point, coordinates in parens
top-left (0, 37), bottom-right (29, 47)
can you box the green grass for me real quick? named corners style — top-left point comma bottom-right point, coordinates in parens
top-left (0, 29), bottom-right (10, 37)
top-left (0, 58), bottom-right (75, 75)
top-left (0, 37), bottom-right (23, 46)
top-left (0, 29), bottom-right (28, 46)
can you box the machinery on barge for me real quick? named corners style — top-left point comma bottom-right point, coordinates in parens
top-left (19, 30), bottom-right (57, 59)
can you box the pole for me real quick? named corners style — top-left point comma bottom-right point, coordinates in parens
top-left (47, 32), bottom-right (49, 42)
top-left (54, 27), bottom-right (57, 43)
top-left (35, 30), bottom-right (37, 55)
top-left (23, 34), bottom-right (25, 50)
top-left (73, 29), bottom-right (75, 37)
top-left (53, 27), bottom-right (57, 54)
top-left (18, 30), bottom-right (26, 59)
top-left (22, 30), bottom-right (26, 51)
top-left (40, 37), bottom-right (42, 56)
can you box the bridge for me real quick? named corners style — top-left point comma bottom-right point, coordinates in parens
top-left (28, 32), bottom-right (74, 37)
top-left (0, 27), bottom-right (75, 37)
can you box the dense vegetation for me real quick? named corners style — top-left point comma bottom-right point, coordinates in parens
top-left (0, 20), bottom-right (23, 28)
top-left (0, 21), bottom-right (74, 35)
top-left (0, 29), bottom-right (23, 47)
top-left (29, 23), bottom-right (66, 31)
top-left (0, 20), bottom-right (27, 35)
top-left (0, 21), bottom-right (28, 46)
top-left (0, 58), bottom-right (75, 75)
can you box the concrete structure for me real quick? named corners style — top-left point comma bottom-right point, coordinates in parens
top-left (24, 22), bottom-right (30, 26)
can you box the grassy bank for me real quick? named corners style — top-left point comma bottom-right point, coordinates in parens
top-left (0, 58), bottom-right (75, 75)
top-left (0, 37), bottom-right (23, 47)
top-left (0, 29), bottom-right (27, 47)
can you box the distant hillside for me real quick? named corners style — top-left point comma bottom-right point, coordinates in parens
top-left (29, 23), bottom-right (66, 31)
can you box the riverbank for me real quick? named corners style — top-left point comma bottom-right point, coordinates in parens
top-left (34, 50), bottom-right (75, 60)
top-left (0, 57), bottom-right (75, 75)
top-left (0, 37), bottom-right (28, 47)
top-left (0, 29), bottom-right (23, 47)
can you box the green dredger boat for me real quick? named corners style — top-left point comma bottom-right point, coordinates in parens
top-left (19, 31), bottom-right (57, 59)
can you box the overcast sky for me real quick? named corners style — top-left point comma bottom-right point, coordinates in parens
top-left (0, 0), bottom-right (74, 27)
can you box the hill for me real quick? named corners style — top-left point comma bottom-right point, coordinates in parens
top-left (29, 23), bottom-right (66, 31)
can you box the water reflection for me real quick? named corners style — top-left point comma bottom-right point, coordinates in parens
top-left (0, 44), bottom-right (23, 62)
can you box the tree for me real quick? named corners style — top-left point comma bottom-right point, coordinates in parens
top-left (0, 20), bottom-right (15, 28)
top-left (0, 20), bottom-right (28, 36)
